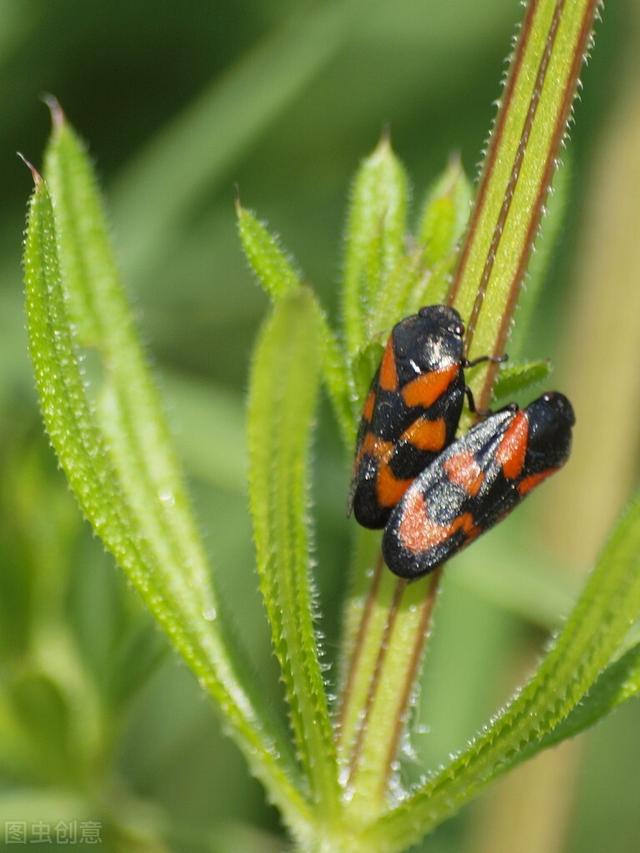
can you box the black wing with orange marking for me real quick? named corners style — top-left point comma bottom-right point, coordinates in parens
top-left (382, 392), bottom-right (575, 579)
top-left (350, 305), bottom-right (466, 529)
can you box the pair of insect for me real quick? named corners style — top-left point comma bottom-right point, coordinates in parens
top-left (350, 305), bottom-right (575, 579)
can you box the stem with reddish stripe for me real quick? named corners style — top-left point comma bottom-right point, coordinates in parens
top-left (337, 0), bottom-right (600, 829)
top-left (450, 0), bottom-right (599, 411)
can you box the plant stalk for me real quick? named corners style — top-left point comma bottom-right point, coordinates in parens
top-left (337, 0), bottom-right (600, 828)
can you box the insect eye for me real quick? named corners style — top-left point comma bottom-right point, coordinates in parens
top-left (454, 323), bottom-right (464, 337)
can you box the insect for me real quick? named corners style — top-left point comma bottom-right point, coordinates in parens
top-left (382, 391), bottom-right (575, 579)
top-left (350, 305), bottom-right (502, 529)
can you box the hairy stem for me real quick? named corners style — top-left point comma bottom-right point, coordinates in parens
top-left (450, 0), bottom-right (600, 411)
top-left (337, 0), bottom-right (601, 830)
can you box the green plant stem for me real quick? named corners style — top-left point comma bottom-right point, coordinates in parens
top-left (344, 571), bottom-right (441, 821)
top-left (367, 494), bottom-right (640, 852)
top-left (449, 0), bottom-right (600, 412)
top-left (337, 0), bottom-right (600, 829)
top-left (338, 550), bottom-right (441, 824)
top-left (338, 554), bottom-right (390, 764)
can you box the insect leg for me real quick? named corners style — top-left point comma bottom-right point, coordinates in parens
top-left (463, 352), bottom-right (509, 369)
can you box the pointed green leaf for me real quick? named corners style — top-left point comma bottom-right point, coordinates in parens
top-left (400, 156), bottom-right (473, 312)
top-left (368, 494), bottom-right (640, 852)
top-left (492, 358), bottom-right (552, 401)
top-left (236, 203), bottom-right (355, 448)
top-left (23, 172), bottom-right (309, 831)
top-left (342, 136), bottom-right (408, 357)
top-left (351, 340), bottom-right (384, 410)
top-left (237, 203), bottom-right (302, 300)
top-left (43, 115), bottom-right (220, 616)
top-left (247, 289), bottom-right (339, 812)
top-left (417, 155), bottom-right (472, 268)
top-left (403, 256), bottom-right (451, 316)
top-left (369, 250), bottom-right (428, 344)
top-left (514, 640), bottom-right (640, 764)
top-left (368, 158), bottom-right (471, 342)
top-left (311, 298), bottom-right (357, 449)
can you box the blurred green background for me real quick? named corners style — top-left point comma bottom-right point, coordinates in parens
top-left (2, 1), bottom-right (640, 851)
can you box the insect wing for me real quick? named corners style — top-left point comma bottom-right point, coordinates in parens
top-left (383, 393), bottom-right (575, 579)
top-left (350, 306), bottom-right (466, 529)
top-left (382, 409), bottom-right (515, 578)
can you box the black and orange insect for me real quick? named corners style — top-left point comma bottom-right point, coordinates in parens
top-left (382, 392), bottom-right (575, 579)
top-left (350, 305), bottom-right (502, 529)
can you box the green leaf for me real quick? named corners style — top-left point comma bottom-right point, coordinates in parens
top-left (247, 290), bottom-right (339, 813)
top-left (351, 340), bottom-right (385, 411)
top-left (406, 156), bottom-right (472, 311)
top-left (311, 298), bottom-right (357, 450)
top-left (491, 358), bottom-right (552, 402)
top-left (515, 641), bottom-right (640, 764)
top-left (23, 170), bottom-right (309, 832)
top-left (342, 135), bottom-right (409, 358)
top-left (368, 250), bottom-right (427, 344)
top-left (417, 155), bottom-right (472, 268)
top-left (237, 203), bottom-right (302, 300)
top-left (368, 494), bottom-right (640, 852)
top-left (366, 158), bottom-right (472, 401)
top-left (236, 203), bottom-right (355, 449)
top-left (43, 114), bottom-right (216, 615)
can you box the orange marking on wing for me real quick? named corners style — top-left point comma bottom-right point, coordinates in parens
top-left (363, 432), bottom-right (393, 459)
top-left (447, 512), bottom-right (478, 543)
top-left (401, 364), bottom-right (458, 409)
top-left (518, 468), bottom-right (557, 496)
top-left (356, 432), bottom-right (393, 467)
top-left (495, 411), bottom-right (528, 480)
top-left (362, 389), bottom-right (376, 422)
top-left (399, 489), bottom-right (478, 554)
top-left (379, 338), bottom-right (398, 391)
top-left (376, 463), bottom-right (413, 508)
top-left (443, 450), bottom-right (485, 497)
top-left (398, 490), bottom-right (431, 552)
top-left (400, 416), bottom-right (446, 453)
